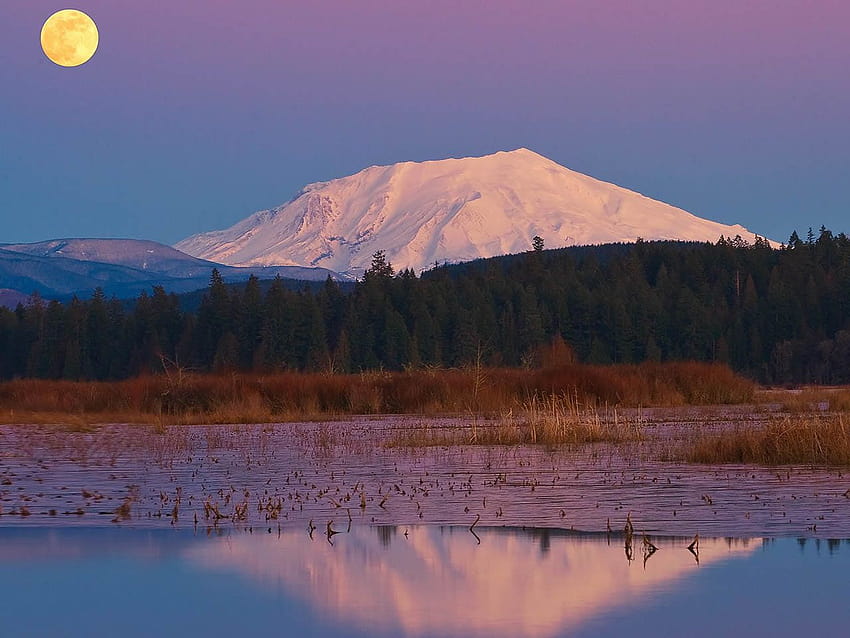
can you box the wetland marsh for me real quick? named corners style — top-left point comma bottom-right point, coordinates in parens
top-left (1, 406), bottom-right (849, 536)
top-left (2, 403), bottom-right (850, 637)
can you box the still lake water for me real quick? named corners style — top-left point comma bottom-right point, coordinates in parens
top-left (1, 525), bottom-right (848, 637)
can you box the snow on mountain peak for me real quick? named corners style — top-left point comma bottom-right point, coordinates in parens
top-left (175, 149), bottom-right (770, 276)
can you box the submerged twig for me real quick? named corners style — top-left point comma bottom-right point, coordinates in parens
top-left (469, 513), bottom-right (481, 544)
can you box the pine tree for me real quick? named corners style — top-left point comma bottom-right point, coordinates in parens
top-left (238, 275), bottom-right (263, 369)
top-left (364, 250), bottom-right (395, 282)
top-left (196, 268), bottom-right (232, 369)
top-left (85, 287), bottom-right (110, 379)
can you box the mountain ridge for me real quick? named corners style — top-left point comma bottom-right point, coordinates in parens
top-left (0, 239), bottom-right (346, 307)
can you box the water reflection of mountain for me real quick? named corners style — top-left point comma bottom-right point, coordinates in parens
top-left (186, 526), bottom-right (760, 638)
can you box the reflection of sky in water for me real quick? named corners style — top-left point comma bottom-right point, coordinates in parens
top-left (1, 527), bottom-right (848, 637)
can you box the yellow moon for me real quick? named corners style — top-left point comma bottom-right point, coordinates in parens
top-left (41, 9), bottom-right (99, 67)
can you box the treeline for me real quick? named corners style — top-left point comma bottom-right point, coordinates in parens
top-left (1, 227), bottom-right (849, 384)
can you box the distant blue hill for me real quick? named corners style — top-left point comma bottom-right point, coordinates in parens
top-left (0, 238), bottom-right (346, 307)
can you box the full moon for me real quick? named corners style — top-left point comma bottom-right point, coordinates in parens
top-left (41, 9), bottom-right (99, 67)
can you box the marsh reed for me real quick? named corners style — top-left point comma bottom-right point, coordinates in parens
top-left (683, 414), bottom-right (850, 466)
top-left (0, 361), bottom-right (754, 426)
top-left (759, 387), bottom-right (850, 413)
top-left (388, 393), bottom-right (644, 448)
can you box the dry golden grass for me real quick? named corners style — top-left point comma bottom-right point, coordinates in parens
top-left (684, 414), bottom-right (850, 466)
top-left (388, 394), bottom-right (644, 448)
top-left (532, 361), bottom-right (755, 406)
top-left (0, 361), bottom-right (754, 426)
top-left (758, 387), bottom-right (850, 413)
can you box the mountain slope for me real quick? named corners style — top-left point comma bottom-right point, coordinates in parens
top-left (176, 148), bottom-right (770, 276)
top-left (0, 288), bottom-right (35, 308)
top-left (0, 239), bottom-right (342, 281)
top-left (1, 239), bottom-right (219, 279)
top-left (0, 239), bottom-right (345, 306)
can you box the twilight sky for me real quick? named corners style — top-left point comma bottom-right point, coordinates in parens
top-left (2, 0), bottom-right (848, 245)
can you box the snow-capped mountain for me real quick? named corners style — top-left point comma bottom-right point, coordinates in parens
top-left (176, 148), bottom-right (770, 276)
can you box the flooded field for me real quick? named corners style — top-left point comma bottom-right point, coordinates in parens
top-left (1, 525), bottom-right (848, 637)
top-left (1, 409), bottom-right (849, 538)
top-left (2, 409), bottom-right (850, 636)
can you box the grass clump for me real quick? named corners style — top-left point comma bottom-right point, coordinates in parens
top-left (773, 387), bottom-right (850, 413)
top-left (389, 394), bottom-right (643, 448)
top-left (684, 414), bottom-right (850, 466)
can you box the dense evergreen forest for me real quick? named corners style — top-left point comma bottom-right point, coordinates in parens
top-left (2, 227), bottom-right (849, 384)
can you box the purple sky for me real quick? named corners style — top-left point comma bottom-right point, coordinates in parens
top-left (2, 0), bottom-right (848, 244)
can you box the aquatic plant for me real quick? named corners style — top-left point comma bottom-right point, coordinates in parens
top-left (387, 393), bottom-right (643, 448)
top-left (684, 414), bottom-right (850, 466)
